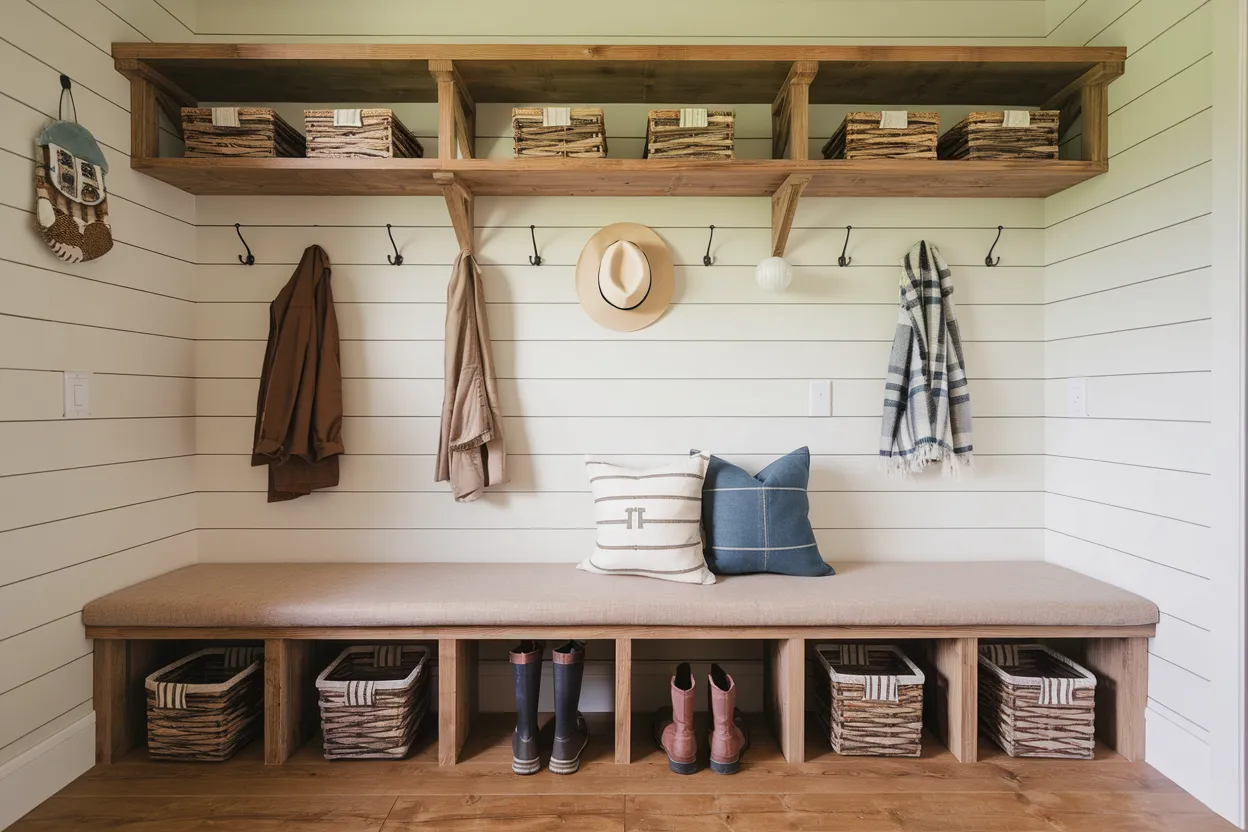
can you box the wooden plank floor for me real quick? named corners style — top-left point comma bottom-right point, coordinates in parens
top-left (12, 714), bottom-right (1236, 831)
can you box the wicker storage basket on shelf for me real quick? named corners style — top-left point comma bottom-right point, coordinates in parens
top-left (978, 643), bottom-right (1097, 759)
top-left (809, 643), bottom-right (925, 757)
top-left (822, 111), bottom-right (939, 160)
top-left (182, 107), bottom-right (305, 158)
top-left (512, 107), bottom-right (607, 158)
top-left (644, 109), bottom-right (735, 160)
top-left (304, 109), bottom-right (424, 159)
top-left (938, 110), bottom-right (1060, 160)
top-left (316, 645), bottom-right (432, 760)
top-left (145, 646), bottom-right (264, 761)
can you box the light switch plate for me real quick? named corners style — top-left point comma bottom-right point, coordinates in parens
top-left (1067, 377), bottom-right (1088, 417)
top-left (809, 380), bottom-right (832, 417)
top-left (64, 371), bottom-right (91, 418)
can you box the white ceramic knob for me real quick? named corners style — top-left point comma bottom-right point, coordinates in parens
top-left (755, 256), bottom-right (793, 293)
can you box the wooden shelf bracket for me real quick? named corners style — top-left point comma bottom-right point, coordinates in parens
top-left (430, 59), bottom-right (476, 160)
top-left (435, 171), bottom-right (475, 254)
top-left (772, 61), bottom-right (818, 161)
top-left (1042, 60), bottom-right (1123, 164)
top-left (771, 173), bottom-right (811, 258)
top-left (116, 58), bottom-right (197, 160)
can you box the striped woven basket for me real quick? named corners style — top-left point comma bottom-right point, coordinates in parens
top-left (145, 647), bottom-right (264, 761)
top-left (822, 111), bottom-right (939, 160)
top-left (512, 107), bottom-right (607, 158)
top-left (978, 643), bottom-right (1097, 759)
top-left (810, 643), bottom-right (925, 757)
top-left (316, 645), bottom-right (431, 760)
top-left (182, 108), bottom-right (305, 158)
top-left (305, 109), bottom-right (424, 159)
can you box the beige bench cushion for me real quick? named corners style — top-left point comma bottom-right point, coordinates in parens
top-left (83, 561), bottom-right (1158, 629)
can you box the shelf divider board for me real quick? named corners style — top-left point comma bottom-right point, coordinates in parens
top-left (1083, 636), bottom-right (1148, 762)
top-left (438, 637), bottom-right (478, 766)
top-left (929, 637), bottom-right (979, 763)
top-left (614, 638), bottom-right (632, 764)
top-left (263, 638), bottom-right (317, 765)
top-left (430, 59), bottom-right (475, 160)
top-left (765, 637), bottom-right (805, 764)
top-left (93, 639), bottom-right (173, 764)
top-left (772, 61), bottom-right (818, 161)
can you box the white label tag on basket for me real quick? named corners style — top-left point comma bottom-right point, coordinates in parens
top-left (344, 679), bottom-right (377, 707)
top-left (1039, 677), bottom-right (1075, 706)
top-left (1003, 110), bottom-right (1031, 128)
top-left (863, 675), bottom-right (900, 703)
top-left (880, 110), bottom-right (908, 129)
top-left (543, 107), bottom-right (571, 127)
top-left (333, 109), bottom-right (363, 128)
top-left (211, 107), bottom-right (240, 128)
top-left (680, 108), bottom-right (709, 128)
top-left (155, 682), bottom-right (188, 710)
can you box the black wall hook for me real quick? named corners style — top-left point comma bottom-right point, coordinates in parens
top-left (703, 225), bottom-right (716, 267)
top-left (527, 225), bottom-right (542, 266)
top-left (58, 74), bottom-right (77, 123)
top-left (838, 225), bottom-right (853, 267)
top-left (386, 224), bottom-right (403, 266)
top-left (234, 223), bottom-right (254, 266)
top-left (985, 225), bottom-right (1004, 267)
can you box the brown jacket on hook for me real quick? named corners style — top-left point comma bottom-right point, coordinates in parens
top-left (436, 250), bottom-right (507, 501)
top-left (251, 244), bottom-right (344, 502)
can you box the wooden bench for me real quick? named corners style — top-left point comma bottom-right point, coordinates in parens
top-left (83, 561), bottom-right (1158, 769)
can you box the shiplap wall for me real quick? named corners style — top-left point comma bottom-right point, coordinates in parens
top-left (0, 0), bottom-right (197, 826)
top-left (1044, 0), bottom-right (1216, 807)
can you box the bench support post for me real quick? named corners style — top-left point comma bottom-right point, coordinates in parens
top-left (93, 639), bottom-right (169, 763)
top-left (438, 637), bottom-right (478, 766)
top-left (930, 637), bottom-right (978, 762)
top-left (765, 637), bottom-right (805, 763)
top-left (1084, 636), bottom-right (1148, 761)
top-left (264, 639), bottom-right (316, 764)
top-left (615, 638), bottom-right (632, 764)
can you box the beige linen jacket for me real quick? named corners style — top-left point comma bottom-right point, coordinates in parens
top-left (436, 251), bottom-right (507, 501)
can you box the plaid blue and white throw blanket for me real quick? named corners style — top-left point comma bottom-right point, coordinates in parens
top-left (880, 241), bottom-right (973, 474)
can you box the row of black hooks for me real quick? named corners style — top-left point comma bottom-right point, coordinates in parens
top-left (232, 222), bottom-right (1006, 268)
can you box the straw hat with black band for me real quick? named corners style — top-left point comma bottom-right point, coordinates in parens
top-left (576, 223), bottom-right (674, 332)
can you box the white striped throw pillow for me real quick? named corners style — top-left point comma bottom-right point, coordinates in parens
top-left (577, 454), bottom-right (714, 585)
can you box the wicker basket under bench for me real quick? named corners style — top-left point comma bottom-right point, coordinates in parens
top-left (939, 110), bottom-right (1060, 160)
top-left (512, 107), bottom-right (607, 158)
top-left (810, 643), bottom-right (926, 757)
top-left (645, 109), bottom-right (735, 160)
top-left (316, 645), bottom-right (432, 760)
top-left (145, 646), bottom-right (264, 761)
top-left (305, 109), bottom-right (424, 159)
top-left (182, 108), bottom-right (305, 158)
top-left (979, 643), bottom-right (1097, 759)
top-left (823, 111), bottom-right (940, 160)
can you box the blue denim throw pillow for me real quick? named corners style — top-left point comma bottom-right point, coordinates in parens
top-left (700, 447), bottom-right (834, 577)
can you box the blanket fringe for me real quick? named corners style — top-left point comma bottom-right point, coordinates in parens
top-left (879, 447), bottom-right (974, 478)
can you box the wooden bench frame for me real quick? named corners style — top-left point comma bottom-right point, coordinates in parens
top-left (88, 623), bottom-right (1153, 768)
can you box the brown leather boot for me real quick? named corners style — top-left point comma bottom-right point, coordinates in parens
top-left (652, 662), bottom-right (698, 774)
top-left (708, 663), bottom-right (749, 774)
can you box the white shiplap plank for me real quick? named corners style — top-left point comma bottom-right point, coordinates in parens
top-left (1045, 320), bottom-right (1211, 379)
top-left (0, 615), bottom-right (89, 698)
top-left (195, 527), bottom-right (1044, 564)
top-left (1044, 268), bottom-right (1210, 342)
top-left (0, 494), bottom-right (196, 587)
top-left (0, 533), bottom-right (196, 641)
top-left (193, 262), bottom-right (1043, 306)
top-left (198, 489), bottom-right (1041, 531)
top-left (196, 414), bottom-right (1043, 456)
top-left (1044, 417), bottom-right (1209, 474)
top-left (0, 655), bottom-right (91, 752)
top-left (1042, 372), bottom-right (1210, 424)
top-left (198, 452), bottom-right (1044, 495)
top-left (1045, 492), bottom-right (1210, 581)
top-left (0, 456), bottom-right (195, 537)
top-left (0, 370), bottom-right (194, 421)
top-left (1045, 456), bottom-right (1210, 528)
top-left (196, 299), bottom-right (1040, 343)
top-left (0, 418), bottom-right (194, 478)
top-left (1, 316), bottom-right (195, 378)
top-left (196, 377), bottom-right (1043, 419)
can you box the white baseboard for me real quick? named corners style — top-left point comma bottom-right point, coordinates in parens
top-left (0, 713), bottom-right (95, 831)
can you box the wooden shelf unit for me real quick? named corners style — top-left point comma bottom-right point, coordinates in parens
top-left (114, 42), bottom-right (1124, 258)
top-left (91, 624), bottom-right (1152, 770)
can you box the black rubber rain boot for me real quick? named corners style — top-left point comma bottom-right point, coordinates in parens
top-left (510, 640), bottom-right (544, 775)
top-left (549, 640), bottom-right (589, 775)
